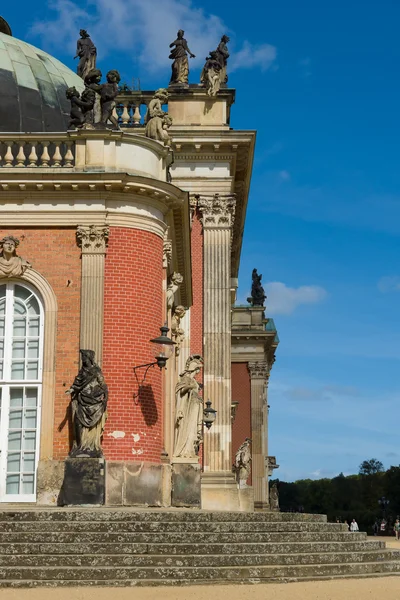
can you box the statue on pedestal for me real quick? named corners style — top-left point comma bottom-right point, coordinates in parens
top-left (234, 438), bottom-right (252, 488)
top-left (65, 350), bottom-right (108, 458)
top-left (145, 88), bottom-right (172, 145)
top-left (171, 305), bottom-right (186, 356)
top-left (270, 482), bottom-right (280, 511)
top-left (215, 35), bottom-right (230, 85)
top-left (100, 70), bottom-right (121, 129)
top-left (0, 236), bottom-right (31, 278)
top-left (247, 268), bottom-right (267, 306)
top-left (200, 51), bottom-right (222, 97)
top-left (169, 30), bottom-right (196, 86)
top-left (167, 272), bottom-right (183, 310)
top-left (75, 29), bottom-right (97, 80)
top-left (173, 355), bottom-right (204, 458)
top-left (66, 86), bottom-right (95, 129)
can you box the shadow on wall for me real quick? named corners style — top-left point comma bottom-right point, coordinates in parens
top-left (139, 384), bottom-right (158, 427)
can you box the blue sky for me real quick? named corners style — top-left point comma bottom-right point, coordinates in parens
top-left (5, 0), bottom-right (400, 481)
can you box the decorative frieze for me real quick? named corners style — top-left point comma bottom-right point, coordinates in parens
top-left (76, 225), bottom-right (109, 254)
top-left (197, 193), bottom-right (236, 229)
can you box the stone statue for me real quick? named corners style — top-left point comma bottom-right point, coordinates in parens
top-left (215, 35), bottom-right (230, 85)
top-left (145, 88), bottom-right (172, 145)
top-left (167, 272), bottom-right (183, 310)
top-left (100, 70), bottom-right (121, 129)
top-left (0, 236), bottom-right (31, 278)
top-left (173, 355), bottom-right (204, 458)
top-left (65, 349), bottom-right (108, 458)
top-left (75, 29), bottom-right (97, 80)
top-left (169, 30), bottom-right (196, 86)
top-left (200, 51), bottom-right (222, 97)
top-left (66, 86), bottom-right (95, 129)
top-left (171, 305), bottom-right (186, 356)
top-left (234, 438), bottom-right (252, 488)
top-left (270, 482), bottom-right (280, 511)
top-left (247, 268), bottom-right (267, 306)
top-left (83, 69), bottom-right (102, 126)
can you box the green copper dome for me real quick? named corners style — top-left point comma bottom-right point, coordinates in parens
top-left (0, 31), bottom-right (85, 132)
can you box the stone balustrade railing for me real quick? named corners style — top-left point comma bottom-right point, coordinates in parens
top-left (113, 91), bottom-right (156, 128)
top-left (0, 135), bottom-right (75, 168)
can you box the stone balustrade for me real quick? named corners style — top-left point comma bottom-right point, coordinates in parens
top-left (0, 130), bottom-right (172, 180)
top-left (113, 91), bottom-right (155, 128)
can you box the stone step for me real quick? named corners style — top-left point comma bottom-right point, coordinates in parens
top-left (0, 561), bottom-right (399, 582)
top-left (0, 531), bottom-right (366, 544)
top-left (0, 510), bottom-right (327, 523)
top-left (0, 540), bottom-right (384, 556)
top-left (0, 520), bottom-right (347, 533)
top-left (0, 550), bottom-right (397, 568)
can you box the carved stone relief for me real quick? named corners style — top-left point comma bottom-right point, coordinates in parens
top-left (233, 438), bottom-right (252, 488)
top-left (163, 229), bottom-right (173, 269)
top-left (166, 272), bottom-right (183, 310)
top-left (0, 236), bottom-right (31, 278)
top-left (76, 225), bottom-right (109, 254)
top-left (197, 193), bottom-right (236, 228)
top-left (248, 361), bottom-right (269, 380)
top-left (171, 305), bottom-right (186, 356)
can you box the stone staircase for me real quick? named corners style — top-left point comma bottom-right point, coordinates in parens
top-left (0, 508), bottom-right (399, 586)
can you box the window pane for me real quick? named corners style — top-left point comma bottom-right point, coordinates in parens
top-left (8, 431), bottom-right (22, 451)
top-left (24, 430), bottom-right (36, 450)
top-left (22, 474), bottom-right (34, 494)
top-left (27, 297), bottom-right (39, 316)
top-left (0, 317), bottom-right (4, 337)
top-left (0, 339), bottom-right (4, 359)
top-left (26, 362), bottom-right (38, 380)
top-left (27, 340), bottom-right (39, 359)
top-left (15, 286), bottom-right (31, 302)
top-left (11, 362), bottom-right (25, 380)
top-left (9, 410), bottom-right (23, 428)
top-left (13, 318), bottom-right (26, 337)
top-left (12, 340), bottom-right (25, 359)
top-left (0, 361), bottom-right (3, 380)
top-left (25, 389), bottom-right (38, 408)
top-left (24, 410), bottom-right (37, 429)
top-left (22, 453), bottom-right (35, 473)
top-left (7, 453), bottom-right (20, 473)
top-left (28, 318), bottom-right (39, 337)
top-left (13, 299), bottom-right (26, 316)
top-left (10, 388), bottom-right (23, 408)
top-left (6, 474), bottom-right (19, 495)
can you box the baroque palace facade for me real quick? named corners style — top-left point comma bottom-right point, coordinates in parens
top-left (0, 18), bottom-right (278, 511)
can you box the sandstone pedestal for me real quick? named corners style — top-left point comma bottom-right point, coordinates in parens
top-left (201, 472), bottom-right (240, 511)
top-left (238, 486), bottom-right (254, 512)
top-left (171, 459), bottom-right (201, 508)
top-left (60, 458), bottom-right (105, 506)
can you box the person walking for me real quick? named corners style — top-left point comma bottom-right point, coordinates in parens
top-left (350, 519), bottom-right (359, 532)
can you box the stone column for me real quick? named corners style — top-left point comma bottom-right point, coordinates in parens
top-left (198, 193), bottom-right (239, 510)
top-left (76, 225), bottom-right (109, 365)
top-left (248, 361), bottom-right (269, 509)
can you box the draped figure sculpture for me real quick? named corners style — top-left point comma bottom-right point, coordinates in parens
top-left (169, 30), bottom-right (196, 86)
top-left (145, 88), bottom-right (172, 145)
top-left (75, 29), bottom-right (97, 80)
top-left (65, 350), bottom-right (108, 458)
top-left (0, 236), bottom-right (31, 278)
top-left (173, 355), bottom-right (204, 458)
top-left (234, 438), bottom-right (252, 488)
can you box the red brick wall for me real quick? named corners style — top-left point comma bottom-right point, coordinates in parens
top-left (102, 227), bottom-right (164, 463)
top-left (0, 227), bottom-right (81, 460)
top-left (232, 362), bottom-right (251, 480)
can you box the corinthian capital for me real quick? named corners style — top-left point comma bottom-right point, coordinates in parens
top-left (77, 225), bottom-right (109, 254)
top-left (248, 361), bottom-right (269, 380)
top-left (197, 193), bottom-right (236, 229)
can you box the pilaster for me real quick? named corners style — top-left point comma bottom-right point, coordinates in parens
top-left (248, 361), bottom-right (269, 509)
top-left (76, 225), bottom-right (109, 365)
top-left (197, 193), bottom-right (238, 509)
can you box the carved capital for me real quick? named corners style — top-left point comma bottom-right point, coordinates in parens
top-left (248, 361), bottom-right (269, 380)
top-left (163, 228), bottom-right (173, 269)
top-left (77, 225), bottom-right (109, 254)
top-left (197, 193), bottom-right (236, 229)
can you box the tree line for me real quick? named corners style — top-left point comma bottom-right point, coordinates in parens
top-left (272, 459), bottom-right (400, 533)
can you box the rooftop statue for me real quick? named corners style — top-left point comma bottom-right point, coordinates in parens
top-left (145, 88), bottom-right (172, 145)
top-left (247, 268), bottom-right (267, 307)
top-left (65, 349), bottom-right (108, 458)
top-left (215, 35), bottom-right (230, 85)
top-left (173, 354), bottom-right (204, 459)
top-left (66, 86), bottom-right (95, 129)
top-left (100, 70), bottom-right (121, 129)
top-left (0, 236), bottom-right (31, 278)
top-left (75, 29), bottom-right (97, 80)
top-left (169, 30), bottom-right (196, 86)
top-left (200, 51), bottom-right (222, 97)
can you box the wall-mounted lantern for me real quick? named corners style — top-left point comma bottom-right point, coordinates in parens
top-left (203, 400), bottom-right (217, 430)
top-left (133, 324), bottom-right (175, 402)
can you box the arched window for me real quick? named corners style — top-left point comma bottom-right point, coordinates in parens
top-left (0, 282), bottom-right (43, 502)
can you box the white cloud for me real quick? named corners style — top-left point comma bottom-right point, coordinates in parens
top-left (278, 170), bottom-right (291, 181)
top-left (264, 281), bottom-right (328, 315)
top-left (377, 276), bottom-right (400, 293)
top-left (30, 0), bottom-right (277, 76)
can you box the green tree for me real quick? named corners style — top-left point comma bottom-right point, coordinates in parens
top-left (359, 459), bottom-right (384, 476)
